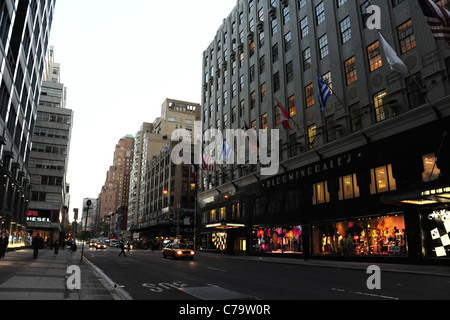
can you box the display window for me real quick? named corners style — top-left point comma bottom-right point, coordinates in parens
top-left (252, 225), bottom-right (303, 254)
top-left (211, 231), bottom-right (227, 251)
top-left (421, 209), bottom-right (450, 258)
top-left (312, 214), bottom-right (407, 256)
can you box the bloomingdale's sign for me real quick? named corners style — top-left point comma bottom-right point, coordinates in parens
top-left (261, 152), bottom-right (363, 189)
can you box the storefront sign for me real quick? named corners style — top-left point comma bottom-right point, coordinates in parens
top-left (261, 152), bottom-right (363, 189)
top-left (428, 210), bottom-right (450, 221)
top-left (27, 209), bottom-right (52, 223)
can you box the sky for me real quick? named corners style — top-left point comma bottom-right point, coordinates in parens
top-left (48, 0), bottom-right (237, 222)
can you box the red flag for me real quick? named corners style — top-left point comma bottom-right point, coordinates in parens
top-left (277, 102), bottom-right (293, 130)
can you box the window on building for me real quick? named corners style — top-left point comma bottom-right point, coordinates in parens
top-left (340, 16), bottom-right (352, 44)
top-left (313, 181), bottom-right (330, 205)
top-left (316, 2), bottom-right (325, 25)
top-left (305, 83), bottom-right (314, 108)
top-left (325, 115), bottom-right (336, 142)
top-left (284, 31), bottom-right (292, 52)
top-left (397, 19), bottom-right (416, 54)
top-left (345, 56), bottom-right (357, 85)
top-left (261, 113), bottom-right (268, 130)
top-left (308, 124), bottom-right (318, 149)
top-left (422, 153), bottom-right (441, 182)
top-left (300, 16), bottom-right (309, 39)
top-left (349, 102), bottom-right (362, 132)
top-left (338, 174), bottom-right (360, 200)
top-left (373, 90), bottom-right (388, 122)
top-left (319, 34), bottom-right (329, 59)
top-left (288, 95), bottom-right (296, 117)
top-left (286, 61), bottom-right (294, 83)
top-left (369, 164), bottom-right (397, 194)
top-left (367, 40), bottom-right (383, 72)
top-left (303, 47), bottom-right (311, 70)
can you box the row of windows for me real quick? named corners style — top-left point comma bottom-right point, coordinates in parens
top-left (202, 153), bottom-right (440, 217)
top-left (203, 2), bottom-right (421, 136)
top-left (33, 127), bottom-right (69, 140)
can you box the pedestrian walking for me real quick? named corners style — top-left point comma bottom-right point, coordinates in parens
top-left (118, 242), bottom-right (127, 257)
top-left (1, 232), bottom-right (9, 259)
top-left (32, 234), bottom-right (42, 259)
top-left (0, 232), bottom-right (3, 259)
top-left (54, 239), bottom-right (59, 257)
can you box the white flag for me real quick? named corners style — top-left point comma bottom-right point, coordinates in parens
top-left (378, 32), bottom-right (408, 75)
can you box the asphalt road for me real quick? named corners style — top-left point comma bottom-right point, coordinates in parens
top-left (82, 247), bottom-right (450, 301)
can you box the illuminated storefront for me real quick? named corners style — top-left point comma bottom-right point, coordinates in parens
top-left (421, 209), bottom-right (450, 257)
top-left (253, 225), bottom-right (303, 254)
top-left (312, 214), bottom-right (407, 256)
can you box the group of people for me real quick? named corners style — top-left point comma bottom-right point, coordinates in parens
top-left (0, 231), bottom-right (9, 259)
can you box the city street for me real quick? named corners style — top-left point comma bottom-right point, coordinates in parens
top-left (83, 247), bottom-right (450, 301)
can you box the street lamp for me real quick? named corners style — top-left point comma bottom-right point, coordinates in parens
top-left (80, 199), bottom-right (91, 262)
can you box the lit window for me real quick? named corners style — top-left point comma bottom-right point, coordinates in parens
top-left (370, 164), bottom-right (397, 194)
top-left (397, 19), bottom-right (416, 54)
top-left (338, 174), bottom-right (360, 200)
top-left (422, 153), bottom-right (441, 182)
top-left (367, 40), bottom-right (383, 72)
top-left (345, 56), bottom-right (357, 85)
top-left (313, 181), bottom-right (330, 205)
top-left (373, 90), bottom-right (388, 123)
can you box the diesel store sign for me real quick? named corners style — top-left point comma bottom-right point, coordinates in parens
top-left (261, 152), bottom-right (363, 190)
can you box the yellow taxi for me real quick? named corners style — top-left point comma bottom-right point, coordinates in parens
top-left (162, 243), bottom-right (195, 260)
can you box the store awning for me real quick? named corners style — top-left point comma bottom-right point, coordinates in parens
top-left (206, 222), bottom-right (246, 230)
top-left (382, 186), bottom-right (450, 206)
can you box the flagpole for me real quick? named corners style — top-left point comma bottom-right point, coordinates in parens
top-left (275, 98), bottom-right (309, 148)
top-left (316, 70), bottom-right (370, 144)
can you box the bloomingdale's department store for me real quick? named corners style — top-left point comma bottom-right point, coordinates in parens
top-left (198, 117), bottom-right (450, 264)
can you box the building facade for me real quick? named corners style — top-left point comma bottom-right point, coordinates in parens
top-left (0, 0), bottom-right (56, 248)
top-left (129, 98), bottom-right (200, 248)
top-left (197, 0), bottom-right (450, 263)
top-left (27, 46), bottom-right (72, 245)
top-left (97, 134), bottom-right (134, 238)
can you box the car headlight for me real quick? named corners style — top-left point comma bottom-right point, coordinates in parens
top-left (177, 250), bottom-right (183, 255)
top-left (190, 251), bottom-right (195, 255)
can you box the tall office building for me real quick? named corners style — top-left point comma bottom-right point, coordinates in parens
top-left (98, 134), bottom-right (134, 238)
top-left (0, 0), bottom-right (56, 248)
top-left (198, 0), bottom-right (450, 261)
top-left (27, 46), bottom-right (73, 244)
top-left (128, 98), bottom-right (200, 247)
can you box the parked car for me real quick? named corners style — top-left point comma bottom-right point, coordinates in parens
top-left (96, 242), bottom-right (107, 250)
top-left (162, 243), bottom-right (195, 260)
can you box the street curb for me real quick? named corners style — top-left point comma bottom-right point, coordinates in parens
top-left (80, 253), bottom-right (134, 300)
top-left (197, 252), bottom-right (450, 278)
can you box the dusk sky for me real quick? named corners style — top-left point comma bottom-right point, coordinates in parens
top-left (48, 0), bottom-right (237, 220)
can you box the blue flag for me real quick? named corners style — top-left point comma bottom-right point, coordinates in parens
top-left (318, 73), bottom-right (331, 113)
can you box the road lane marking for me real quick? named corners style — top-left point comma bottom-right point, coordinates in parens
top-left (207, 267), bottom-right (227, 272)
top-left (331, 288), bottom-right (399, 300)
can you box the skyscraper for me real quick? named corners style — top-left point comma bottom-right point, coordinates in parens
top-left (197, 0), bottom-right (450, 260)
top-left (27, 46), bottom-right (73, 244)
top-left (0, 0), bottom-right (56, 248)
top-left (98, 134), bottom-right (134, 238)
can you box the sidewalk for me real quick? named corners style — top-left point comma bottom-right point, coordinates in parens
top-left (0, 247), bottom-right (122, 300)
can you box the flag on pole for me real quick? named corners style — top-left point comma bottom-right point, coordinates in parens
top-left (202, 147), bottom-right (215, 171)
top-left (378, 32), bottom-right (408, 75)
top-left (219, 138), bottom-right (233, 163)
top-left (191, 161), bottom-right (199, 181)
top-left (418, 0), bottom-right (450, 41)
top-left (276, 102), bottom-right (293, 130)
top-left (317, 73), bottom-right (332, 113)
top-left (244, 121), bottom-right (260, 150)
